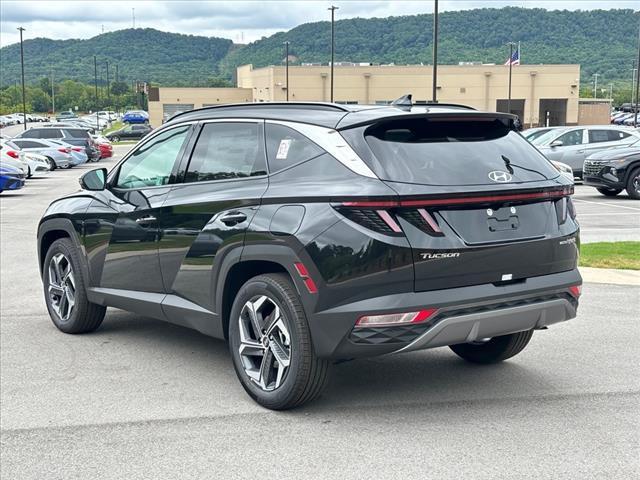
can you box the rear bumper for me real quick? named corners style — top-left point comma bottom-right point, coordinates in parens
top-left (308, 268), bottom-right (581, 359)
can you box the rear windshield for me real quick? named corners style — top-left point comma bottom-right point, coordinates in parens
top-left (344, 117), bottom-right (559, 186)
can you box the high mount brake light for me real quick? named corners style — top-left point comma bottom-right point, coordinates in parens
top-left (356, 308), bottom-right (439, 327)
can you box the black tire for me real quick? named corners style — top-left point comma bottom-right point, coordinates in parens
top-left (46, 157), bottom-right (56, 170)
top-left (626, 167), bottom-right (640, 200)
top-left (596, 187), bottom-right (622, 197)
top-left (111, 136), bottom-right (120, 143)
top-left (43, 238), bottom-right (106, 334)
top-left (228, 273), bottom-right (330, 410)
top-left (449, 330), bottom-right (534, 364)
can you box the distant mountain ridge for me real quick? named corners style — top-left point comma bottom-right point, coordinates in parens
top-left (1, 7), bottom-right (638, 87)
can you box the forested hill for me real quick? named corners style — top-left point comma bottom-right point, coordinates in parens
top-left (221, 7), bottom-right (639, 83)
top-left (1, 8), bottom-right (638, 87)
top-left (0, 29), bottom-right (234, 86)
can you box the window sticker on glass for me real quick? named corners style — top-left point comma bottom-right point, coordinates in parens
top-left (276, 139), bottom-right (292, 159)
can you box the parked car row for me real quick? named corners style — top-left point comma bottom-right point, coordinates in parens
top-left (522, 124), bottom-right (640, 199)
top-left (610, 111), bottom-right (639, 126)
top-left (0, 122), bottom-right (116, 193)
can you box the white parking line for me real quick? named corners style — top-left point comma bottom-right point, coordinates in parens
top-left (572, 198), bottom-right (640, 212)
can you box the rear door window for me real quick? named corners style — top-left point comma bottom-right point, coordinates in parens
top-left (588, 130), bottom-right (611, 144)
top-left (265, 123), bottom-right (324, 172)
top-left (185, 122), bottom-right (266, 183)
top-left (352, 117), bottom-right (558, 186)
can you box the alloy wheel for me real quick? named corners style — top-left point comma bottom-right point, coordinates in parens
top-left (237, 295), bottom-right (291, 391)
top-left (48, 253), bottom-right (76, 322)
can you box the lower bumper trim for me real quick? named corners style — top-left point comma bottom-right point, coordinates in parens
top-left (395, 298), bottom-right (575, 354)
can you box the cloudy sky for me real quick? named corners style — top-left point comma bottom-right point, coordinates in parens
top-left (1, 0), bottom-right (637, 47)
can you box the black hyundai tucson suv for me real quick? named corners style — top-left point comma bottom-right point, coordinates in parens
top-left (37, 101), bottom-right (582, 409)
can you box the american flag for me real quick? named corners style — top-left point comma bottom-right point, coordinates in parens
top-left (504, 44), bottom-right (521, 66)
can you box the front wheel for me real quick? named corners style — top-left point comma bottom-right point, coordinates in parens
top-left (43, 238), bottom-right (106, 333)
top-left (449, 330), bottom-right (533, 364)
top-left (626, 167), bottom-right (640, 200)
top-left (596, 187), bottom-right (622, 197)
top-left (228, 273), bottom-right (330, 410)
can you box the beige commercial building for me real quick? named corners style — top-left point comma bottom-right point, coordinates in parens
top-left (148, 63), bottom-right (581, 127)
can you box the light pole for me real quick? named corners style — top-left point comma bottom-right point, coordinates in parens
top-left (635, 25), bottom-right (640, 127)
top-left (328, 5), bottom-right (338, 103)
top-left (593, 73), bottom-right (600, 99)
top-left (51, 68), bottom-right (55, 117)
top-left (506, 42), bottom-right (516, 114)
top-left (283, 41), bottom-right (290, 101)
top-left (17, 27), bottom-right (27, 130)
top-left (432, 0), bottom-right (439, 103)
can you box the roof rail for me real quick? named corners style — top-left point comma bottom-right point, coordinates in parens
top-left (168, 101), bottom-right (351, 122)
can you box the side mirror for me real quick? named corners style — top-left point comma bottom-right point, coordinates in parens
top-left (549, 140), bottom-right (563, 148)
top-left (79, 168), bottom-right (107, 191)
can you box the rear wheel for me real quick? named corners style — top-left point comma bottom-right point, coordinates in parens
top-left (228, 273), bottom-right (330, 410)
top-left (449, 330), bottom-right (533, 364)
top-left (596, 187), bottom-right (622, 197)
top-left (43, 238), bottom-right (106, 333)
top-left (626, 167), bottom-right (640, 200)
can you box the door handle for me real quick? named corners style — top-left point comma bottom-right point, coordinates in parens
top-left (135, 215), bottom-right (157, 225)
top-left (220, 212), bottom-right (247, 225)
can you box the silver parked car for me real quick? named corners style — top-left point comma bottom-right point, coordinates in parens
top-left (6, 138), bottom-right (73, 170)
top-left (534, 126), bottom-right (640, 177)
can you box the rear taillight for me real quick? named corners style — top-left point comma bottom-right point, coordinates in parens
top-left (6, 150), bottom-right (19, 158)
top-left (294, 262), bottom-right (318, 294)
top-left (568, 285), bottom-right (582, 298)
top-left (356, 308), bottom-right (439, 327)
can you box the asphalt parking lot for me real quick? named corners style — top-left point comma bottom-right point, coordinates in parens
top-left (1, 147), bottom-right (638, 479)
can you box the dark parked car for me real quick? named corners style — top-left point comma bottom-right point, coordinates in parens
top-left (583, 139), bottom-right (640, 199)
top-left (105, 124), bottom-right (152, 142)
top-left (37, 101), bottom-right (581, 410)
top-left (15, 126), bottom-right (100, 162)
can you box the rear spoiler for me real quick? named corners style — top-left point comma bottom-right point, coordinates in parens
top-left (337, 111), bottom-right (522, 132)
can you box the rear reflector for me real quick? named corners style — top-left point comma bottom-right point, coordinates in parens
top-left (568, 285), bottom-right (582, 298)
top-left (356, 308), bottom-right (438, 327)
top-left (294, 262), bottom-right (318, 294)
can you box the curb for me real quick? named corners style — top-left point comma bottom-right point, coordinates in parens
top-left (579, 267), bottom-right (640, 286)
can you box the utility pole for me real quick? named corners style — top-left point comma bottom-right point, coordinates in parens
top-left (283, 41), bottom-right (290, 101)
top-left (51, 68), bottom-right (55, 116)
top-left (94, 56), bottom-right (99, 129)
top-left (507, 42), bottom-right (516, 114)
top-left (328, 5), bottom-right (338, 103)
top-left (593, 73), bottom-right (600, 99)
top-left (432, 0), bottom-right (439, 103)
top-left (18, 27), bottom-right (27, 129)
top-left (635, 25), bottom-right (640, 127)
top-left (106, 61), bottom-right (110, 108)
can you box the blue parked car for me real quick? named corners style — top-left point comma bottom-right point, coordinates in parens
top-left (122, 110), bottom-right (149, 124)
top-left (0, 163), bottom-right (25, 193)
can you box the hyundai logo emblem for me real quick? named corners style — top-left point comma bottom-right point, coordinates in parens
top-left (488, 170), bottom-right (513, 183)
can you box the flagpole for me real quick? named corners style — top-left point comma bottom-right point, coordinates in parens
top-left (507, 42), bottom-right (514, 114)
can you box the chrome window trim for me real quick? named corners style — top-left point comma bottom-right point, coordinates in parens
top-left (265, 120), bottom-right (378, 179)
